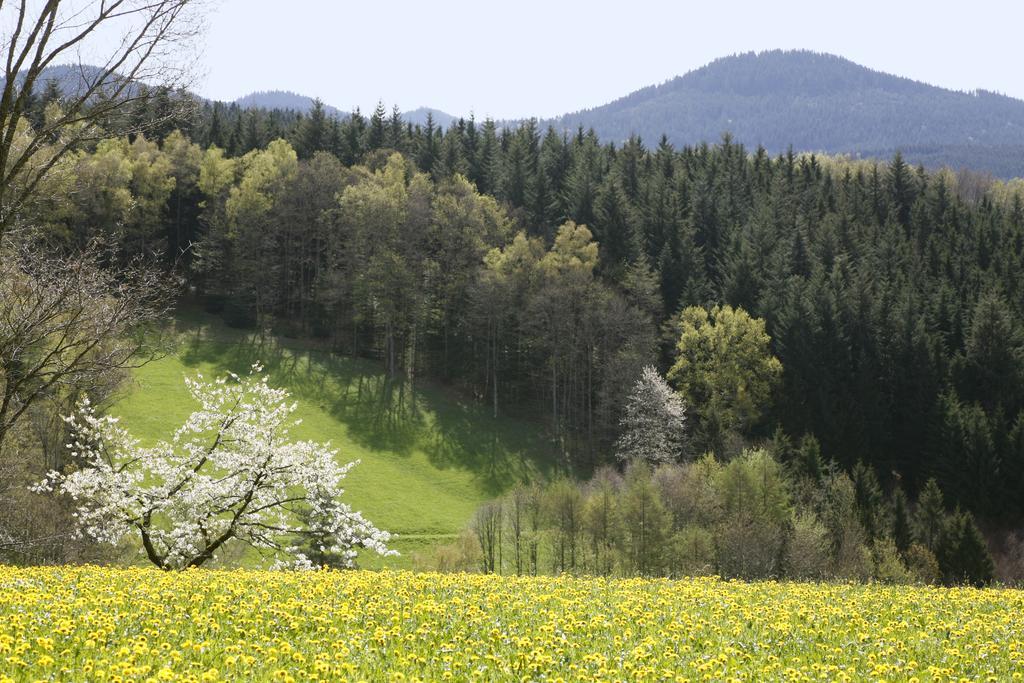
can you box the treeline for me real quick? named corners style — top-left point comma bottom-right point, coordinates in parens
top-left (454, 451), bottom-right (1001, 586)
top-left (18, 87), bottom-right (1024, 527)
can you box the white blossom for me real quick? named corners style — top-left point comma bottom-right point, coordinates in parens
top-left (614, 365), bottom-right (688, 464)
top-left (38, 363), bottom-right (396, 570)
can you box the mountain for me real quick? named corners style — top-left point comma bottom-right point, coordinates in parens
top-left (234, 91), bottom-right (458, 129)
top-left (402, 107), bottom-right (457, 129)
top-left (10, 64), bottom-right (143, 99)
top-left (21, 54), bottom-right (1024, 177)
top-left (544, 50), bottom-right (1024, 178)
top-left (234, 90), bottom-right (346, 117)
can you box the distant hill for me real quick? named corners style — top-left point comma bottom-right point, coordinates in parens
top-left (544, 50), bottom-right (1024, 178)
top-left (234, 91), bottom-right (458, 129)
top-left (9, 64), bottom-right (142, 98)
top-left (402, 107), bottom-right (458, 129)
top-left (20, 53), bottom-right (1024, 177)
top-left (234, 90), bottom-right (345, 117)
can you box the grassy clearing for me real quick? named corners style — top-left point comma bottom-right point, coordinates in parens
top-left (111, 309), bottom-right (556, 568)
top-left (2, 566), bottom-right (1022, 681)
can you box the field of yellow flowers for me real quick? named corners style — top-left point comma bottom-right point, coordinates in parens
top-left (0, 566), bottom-right (1022, 682)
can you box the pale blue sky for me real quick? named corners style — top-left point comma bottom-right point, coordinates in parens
top-left (197, 0), bottom-right (1024, 119)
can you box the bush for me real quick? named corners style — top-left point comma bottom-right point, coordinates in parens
top-left (653, 457), bottom-right (722, 528)
top-left (426, 530), bottom-right (481, 573)
top-left (715, 450), bottom-right (790, 579)
top-left (786, 512), bottom-right (831, 580)
top-left (821, 473), bottom-right (872, 580)
top-left (993, 533), bottom-right (1024, 586)
top-left (716, 515), bottom-right (787, 579)
top-left (937, 510), bottom-right (995, 587)
top-left (668, 525), bottom-right (716, 577)
top-left (872, 538), bottom-right (914, 584)
top-left (904, 543), bottom-right (941, 585)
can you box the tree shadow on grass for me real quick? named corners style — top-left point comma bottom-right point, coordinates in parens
top-left (177, 331), bottom-right (424, 454)
top-left (170, 312), bottom-right (557, 495)
top-left (420, 395), bottom-right (559, 496)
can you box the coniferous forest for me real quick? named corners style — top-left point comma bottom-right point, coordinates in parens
top-left (16, 87), bottom-right (1024, 545)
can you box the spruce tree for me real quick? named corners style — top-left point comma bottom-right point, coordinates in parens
top-left (914, 479), bottom-right (946, 553)
top-left (851, 461), bottom-right (888, 542)
top-left (387, 105), bottom-right (404, 152)
top-left (937, 510), bottom-right (995, 586)
top-left (418, 113), bottom-right (437, 174)
top-left (890, 486), bottom-right (913, 553)
top-left (367, 101), bottom-right (387, 151)
top-left (297, 99), bottom-right (327, 159)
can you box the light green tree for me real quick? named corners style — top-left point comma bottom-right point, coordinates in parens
top-left (668, 304), bottom-right (782, 451)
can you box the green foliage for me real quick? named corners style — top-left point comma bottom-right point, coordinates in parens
top-left (714, 449), bottom-right (791, 579)
top-left (871, 538), bottom-right (914, 585)
top-left (890, 487), bottom-right (913, 553)
top-left (669, 305), bottom-right (782, 450)
top-left (937, 510), bottom-right (996, 587)
top-left (618, 462), bottom-right (671, 575)
top-left (786, 512), bottom-right (831, 580)
top-left (904, 543), bottom-right (941, 585)
top-left (914, 479), bottom-right (946, 553)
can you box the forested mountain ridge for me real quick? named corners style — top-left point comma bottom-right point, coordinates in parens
top-left (225, 51), bottom-right (1024, 178)
top-left (546, 50), bottom-right (1024, 178)
top-left (232, 91), bottom-right (455, 128)
top-left (24, 50), bottom-right (1024, 179)
top-left (234, 90), bottom-right (346, 117)
top-left (232, 93), bottom-right (458, 131)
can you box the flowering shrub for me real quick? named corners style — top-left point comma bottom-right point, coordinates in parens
top-left (0, 566), bottom-right (1021, 681)
top-left (37, 365), bottom-right (394, 569)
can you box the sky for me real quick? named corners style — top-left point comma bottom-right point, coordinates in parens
top-left (196, 0), bottom-right (1024, 120)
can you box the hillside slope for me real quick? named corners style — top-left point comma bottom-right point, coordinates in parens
top-left (545, 50), bottom-right (1024, 177)
top-left (112, 310), bottom-right (555, 567)
top-left (234, 90), bottom-right (458, 129)
top-left (234, 90), bottom-right (346, 117)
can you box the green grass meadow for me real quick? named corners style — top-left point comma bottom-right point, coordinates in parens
top-left (111, 309), bottom-right (555, 568)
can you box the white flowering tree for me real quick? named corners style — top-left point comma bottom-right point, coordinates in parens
top-left (614, 365), bottom-right (688, 464)
top-left (37, 365), bottom-right (395, 570)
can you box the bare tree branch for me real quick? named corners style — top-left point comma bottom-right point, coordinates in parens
top-left (0, 237), bottom-right (174, 458)
top-left (0, 0), bottom-right (207, 234)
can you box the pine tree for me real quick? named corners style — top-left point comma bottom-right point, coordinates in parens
top-left (914, 479), bottom-right (946, 553)
top-left (243, 111), bottom-right (261, 153)
top-left (956, 291), bottom-right (1024, 414)
top-left (387, 105), bottom-right (404, 152)
top-left (851, 461), bottom-right (888, 542)
top-left (342, 107), bottom-right (366, 165)
top-left (296, 99), bottom-right (328, 159)
top-left (937, 509), bottom-right (994, 586)
top-left (418, 113), bottom-right (437, 174)
top-left (890, 486), bottom-right (913, 553)
top-left (476, 118), bottom-right (501, 196)
top-left (887, 152), bottom-right (915, 229)
top-left (207, 103), bottom-right (225, 148)
top-left (367, 101), bottom-right (387, 151)
top-left (594, 175), bottom-right (641, 271)
top-left (227, 112), bottom-right (244, 156)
